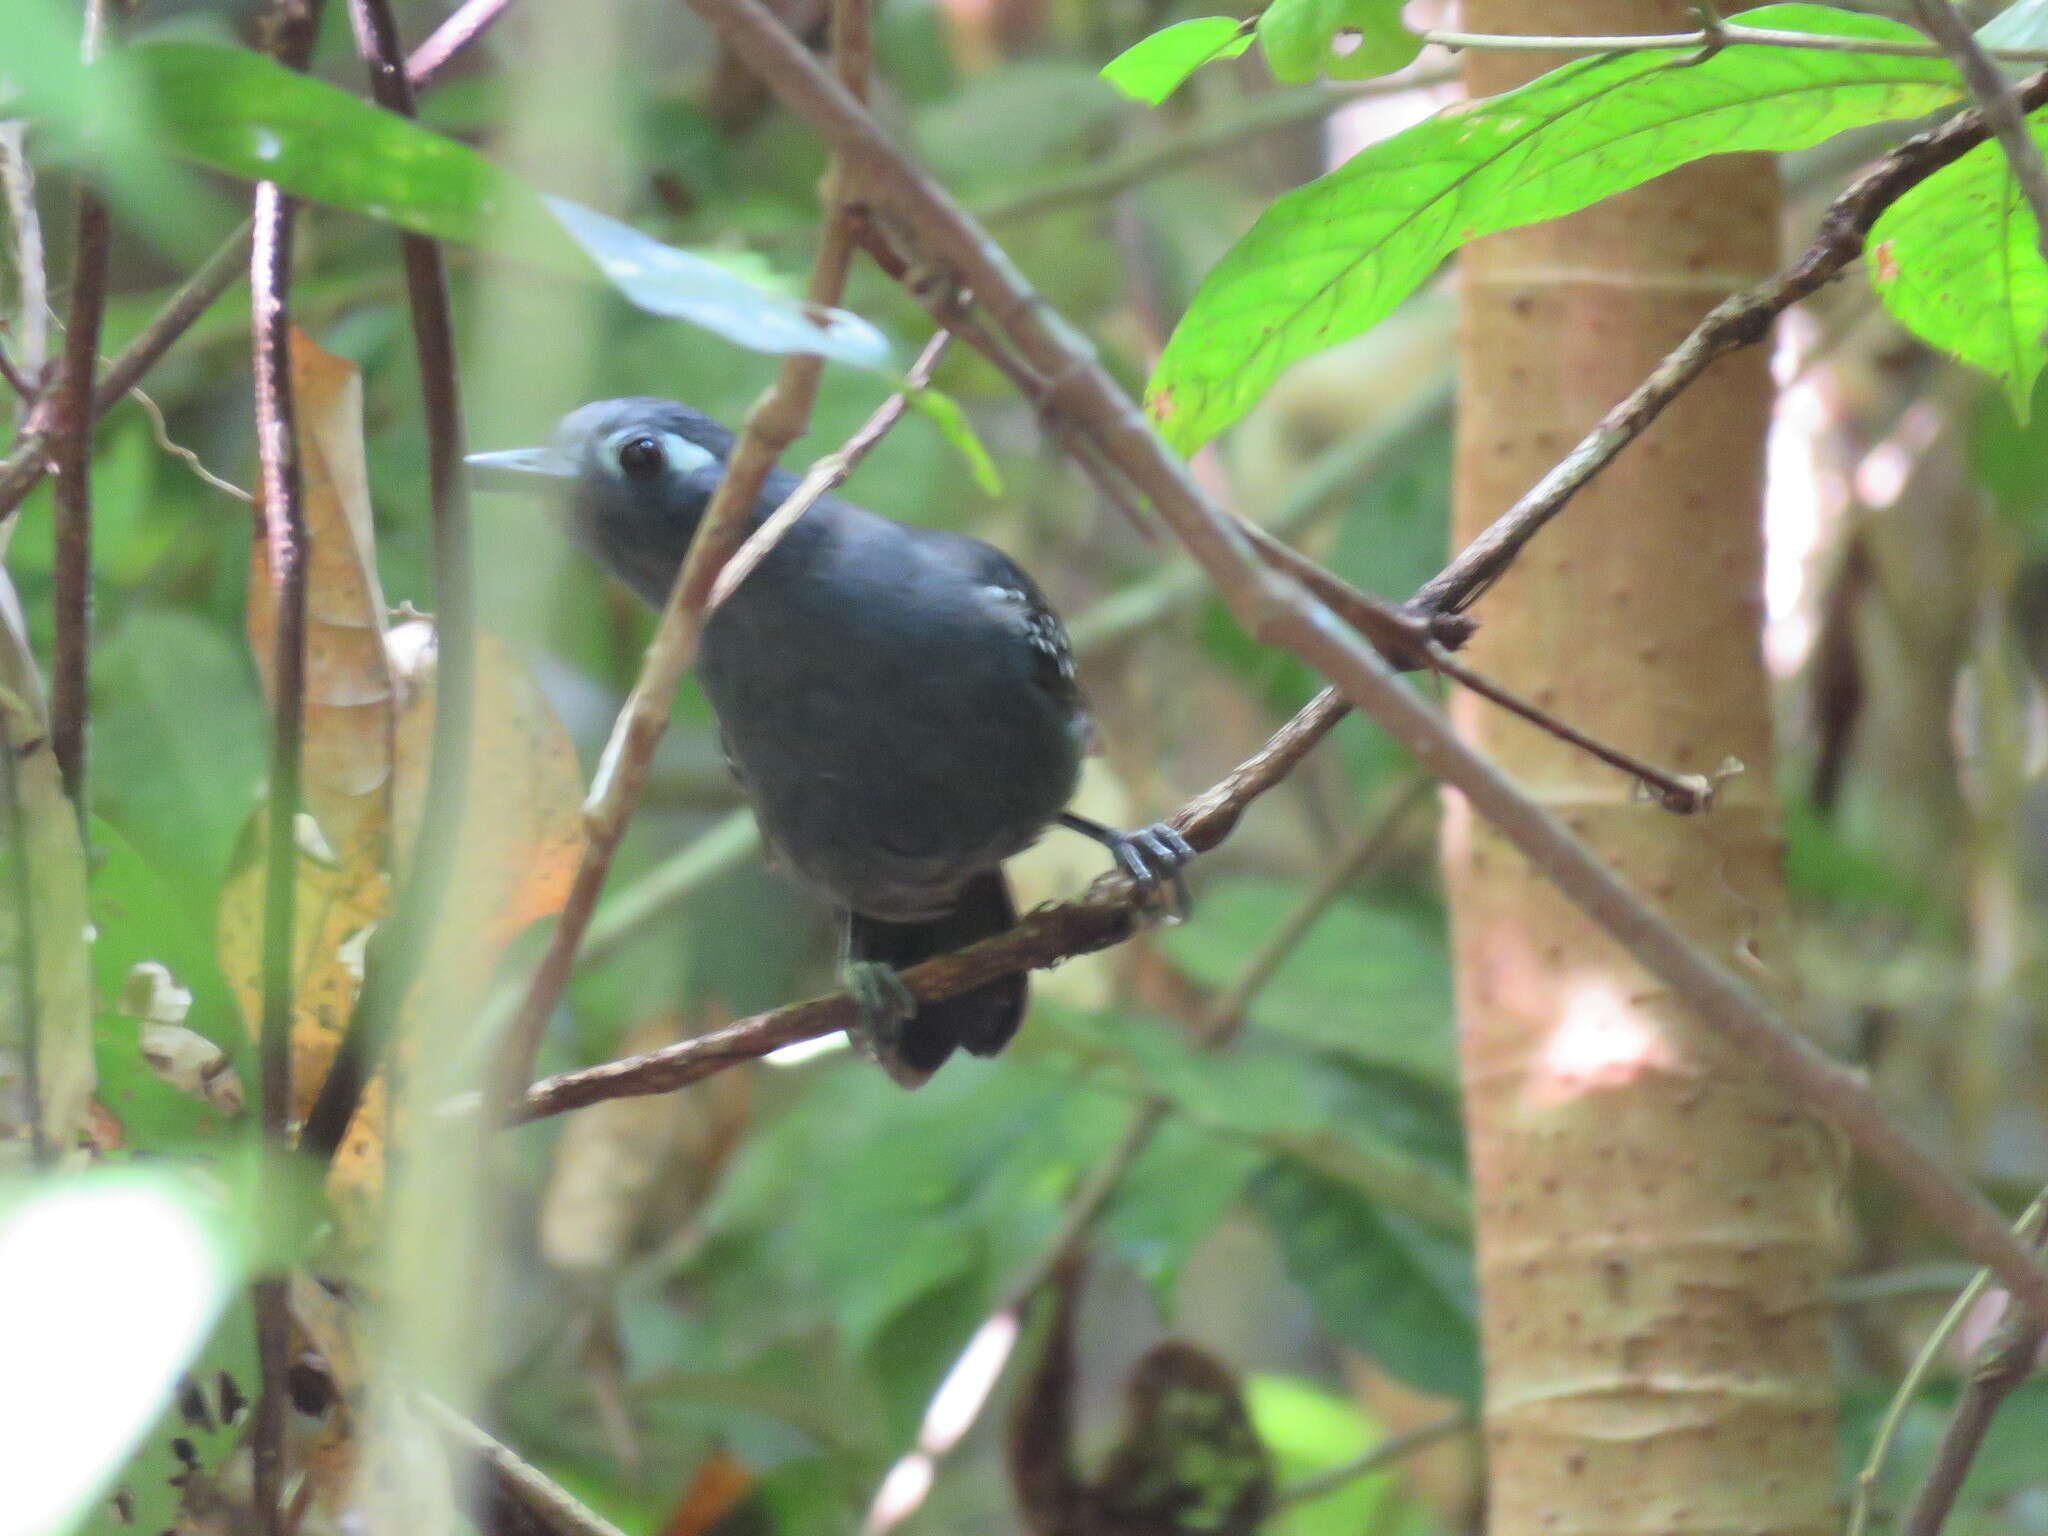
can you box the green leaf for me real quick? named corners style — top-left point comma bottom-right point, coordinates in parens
top-left (908, 386), bottom-right (1005, 495)
top-left (1101, 17), bottom-right (1255, 105)
top-left (1148, 4), bottom-right (1964, 449)
top-left (8, 36), bottom-right (891, 368)
top-left (1251, 1162), bottom-right (1479, 1404)
top-left (1258, 0), bottom-right (1418, 84)
top-left (1101, 1120), bottom-right (1265, 1307)
top-left (1868, 118), bottom-right (2048, 419)
top-left (1157, 877), bottom-right (1457, 1084)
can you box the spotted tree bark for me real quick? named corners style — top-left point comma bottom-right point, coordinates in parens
top-left (1442, 5), bottom-right (1841, 1534)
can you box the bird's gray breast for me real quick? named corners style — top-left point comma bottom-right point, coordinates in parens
top-left (695, 511), bottom-right (1088, 920)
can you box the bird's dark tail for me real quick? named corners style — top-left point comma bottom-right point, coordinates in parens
top-left (844, 868), bottom-right (1025, 1086)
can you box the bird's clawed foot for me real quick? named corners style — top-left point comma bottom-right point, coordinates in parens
top-left (841, 959), bottom-right (920, 1071)
top-left (1058, 813), bottom-right (1196, 924)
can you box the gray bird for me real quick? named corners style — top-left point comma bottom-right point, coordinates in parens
top-left (469, 399), bottom-right (1192, 1085)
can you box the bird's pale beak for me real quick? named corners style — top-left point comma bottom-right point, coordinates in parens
top-left (464, 445), bottom-right (575, 490)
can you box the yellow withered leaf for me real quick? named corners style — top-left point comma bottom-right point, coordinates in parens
top-left (247, 331), bottom-right (396, 868)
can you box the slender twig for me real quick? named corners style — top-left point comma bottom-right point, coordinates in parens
top-left (484, 0), bottom-right (877, 1117)
top-left (1908, 0), bottom-right (2048, 272)
top-left (404, 0), bottom-right (519, 89)
top-left (1899, 1194), bottom-right (2048, 1536)
top-left (977, 71), bottom-right (1458, 226)
top-left (47, 0), bottom-right (115, 814)
top-left (709, 327), bottom-right (952, 610)
top-left (248, 177), bottom-right (308, 1536)
top-left (48, 192), bottom-right (108, 812)
top-left (1413, 65), bottom-right (2048, 616)
top-left (688, 0), bottom-right (2048, 1327)
top-left (1235, 517), bottom-right (1712, 811)
top-left (1419, 22), bottom-right (2048, 63)
top-left (0, 124), bottom-right (49, 416)
top-left (301, 0), bottom-right (480, 1162)
top-left (1270, 1410), bottom-right (1471, 1510)
top-left (0, 8), bottom-right (500, 526)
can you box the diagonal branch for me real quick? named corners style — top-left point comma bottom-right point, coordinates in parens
top-left (678, 0), bottom-right (2048, 1327)
top-left (1414, 62), bottom-right (2048, 616)
top-left (1907, 0), bottom-right (2048, 272)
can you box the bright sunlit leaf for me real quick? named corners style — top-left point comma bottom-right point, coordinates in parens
top-left (1258, 0), bottom-right (1418, 84)
top-left (0, 1176), bottom-right (233, 1536)
top-left (1148, 4), bottom-right (1964, 449)
top-left (1869, 120), bottom-right (2048, 419)
top-left (1099, 17), bottom-right (1254, 105)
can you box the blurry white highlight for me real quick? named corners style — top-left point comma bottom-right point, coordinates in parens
top-left (0, 1178), bottom-right (230, 1536)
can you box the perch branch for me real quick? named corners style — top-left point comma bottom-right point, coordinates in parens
top-left (1419, 22), bottom-right (2048, 63)
top-left (676, 0), bottom-right (2048, 1328)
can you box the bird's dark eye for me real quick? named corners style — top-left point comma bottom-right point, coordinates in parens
top-left (617, 436), bottom-right (665, 479)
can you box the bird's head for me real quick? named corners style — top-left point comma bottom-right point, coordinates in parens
top-left (467, 397), bottom-right (738, 606)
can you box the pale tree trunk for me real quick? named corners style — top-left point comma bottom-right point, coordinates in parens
top-left (1443, 5), bottom-right (1841, 1535)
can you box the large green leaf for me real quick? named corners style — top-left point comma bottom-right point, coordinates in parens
top-left (1, 28), bottom-right (890, 367)
top-left (1251, 1162), bottom-right (1480, 1404)
top-left (1869, 118), bottom-right (2048, 419)
top-left (1148, 4), bottom-right (1965, 449)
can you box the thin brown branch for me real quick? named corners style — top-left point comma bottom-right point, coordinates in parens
top-left (512, 685), bottom-right (1355, 1121)
top-left (485, 0), bottom-right (876, 1116)
top-left (681, 0), bottom-right (2048, 1325)
top-left (248, 176), bottom-right (308, 1536)
top-left (301, 0), bottom-right (479, 1162)
top-left (1236, 517), bottom-right (1713, 810)
top-left (49, 183), bottom-right (108, 812)
top-left (1901, 1204), bottom-right (2048, 1536)
top-left (710, 327), bottom-right (952, 609)
top-left (1420, 20), bottom-right (2048, 63)
top-left (1908, 0), bottom-right (2048, 272)
top-left (1414, 64), bottom-right (2048, 616)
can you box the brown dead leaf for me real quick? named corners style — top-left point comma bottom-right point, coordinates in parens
top-left (247, 331), bottom-right (396, 869)
top-left (388, 616), bottom-right (585, 951)
top-left (326, 616), bottom-right (587, 1232)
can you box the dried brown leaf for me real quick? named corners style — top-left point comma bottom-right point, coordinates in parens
top-left (247, 332), bottom-right (395, 867)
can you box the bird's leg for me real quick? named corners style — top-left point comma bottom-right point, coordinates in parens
top-left (1057, 813), bottom-right (1196, 922)
top-left (839, 918), bottom-right (920, 1068)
